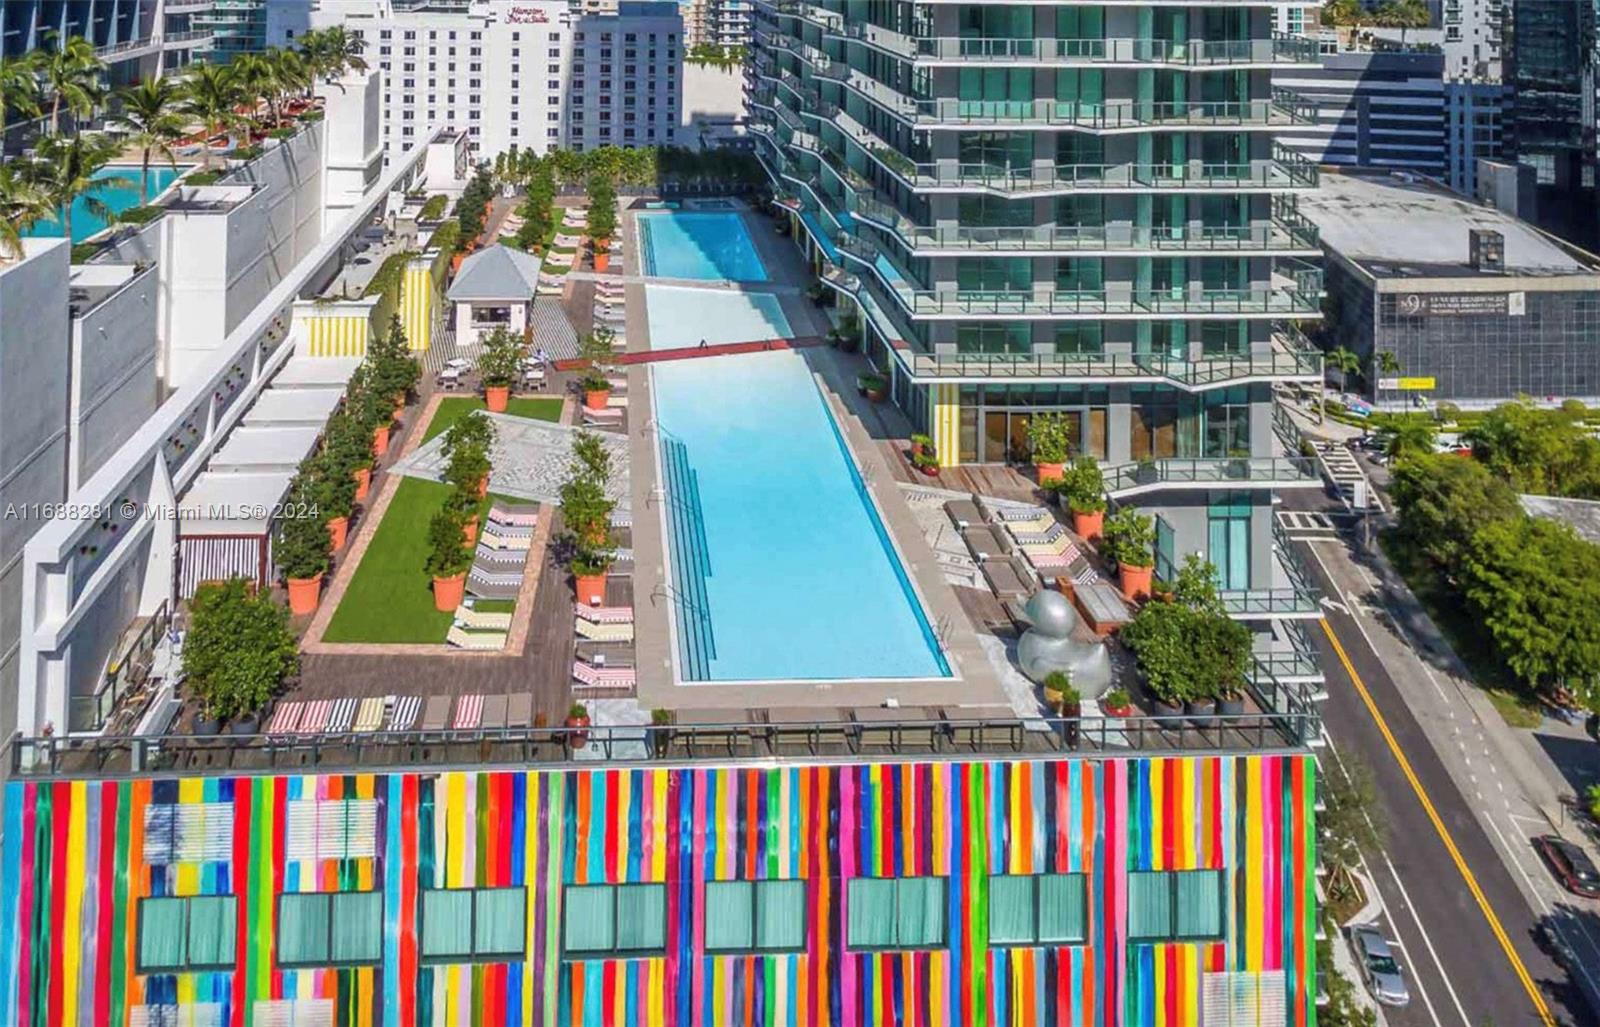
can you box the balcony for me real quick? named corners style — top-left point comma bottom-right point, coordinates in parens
top-left (907, 33), bottom-right (1322, 67)
top-left (798, 42), bottom-right (850, 80)
top-left (162, 29), bottom-right (215, 50)
top-left (164, 0), bottom-right (213, 13)
top-left (894, 90), bottom-right (1316, 130)
top-left (1104, 457), bottom-right (1320, 496)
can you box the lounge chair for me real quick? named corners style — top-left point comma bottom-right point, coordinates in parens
top-left (1002, 512), bottom-right (1056, 534)
top-left (506, 694), bottom-right (533, 730)
top-left (574, 603), bottom-right (633, 623)
top-left (944, 499), bottom-right (983, 529)
top-left (940, 706), bottom-right (1024, 751)
top-left (993, 504), bottom-right (1051, 523)
top-left (571, 661), bottom-right (636, 690)
top-left (456, 606), bottom-right (513, 630)
top-left (296, 700), bottom-right (333, 735)
top-left (488, 504), bottom-right (539, 528)
top-left (1018, 535), bottom-right (1078, 557)
top-left (354, 697), bottom-right (385, 733)
top-left (419, 695), bottom-right (451, 732)
top-left (265, 700), bottom-right (305, 735)
top-left (962, 526), bottom-right (1006, 561)
top-left (1023, 549), bottom-right (1076, 571)
top-left (981, 559), bottom-right (1033, 601)
top-left (480, 695), bottom-right (508, 731)
top-left (389, 695), bottom-right (422, 731)
top-left (576, 618), bottom-right (634, 642)
top-left (447, 625), bottom-right (508, 650)
top-left (1007, 522), bottom-right (1067, 545)
top-left (452, 693), bottom-right (484, 730)
top-left (326, 697), bottom-right (358, 734)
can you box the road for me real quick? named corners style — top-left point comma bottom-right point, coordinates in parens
top-left (1287, 511), bottom-right (1600, 1027)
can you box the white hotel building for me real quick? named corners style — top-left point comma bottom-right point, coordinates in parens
top-left (284, 0), bottom-right (683, 161)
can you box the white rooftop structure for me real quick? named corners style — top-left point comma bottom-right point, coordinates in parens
top-left (1300, 172), bottom-right (1595, 277)
top-left (448, 244), bottom-right (544, 301)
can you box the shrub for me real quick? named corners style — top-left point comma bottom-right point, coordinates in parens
top-left (442, 411), bottom-right (497, 460)
top-left (1389, 453), bottom-right (1520, 573)
top-left (571, 430), bottom-right (612, 483)
top-left (418, 193), bottom-right (449, 221)
top-left (1171, 552), bottom-right (1225, 614)
top-left (1056, 456), bottom-right (1106, 514)
top-left (1100, 508), bottom-right (1155, 568)
top-left (577, 328), bottom-right (617, 392)
top-left (477, 325), bottom-right (527, 388)
top-left (423, 506), bottom-right (473, 578)
top-left (1121, 600), bottom-right (1251, 704)
top-left (275, 484), bottom-right (331, 581)
top-left (182, 579), bottom-right (298, 723)
top-left (310, 448), bottom-right (357, 521)
top-left (445, 441), bottom-right (490, 496)
top-left (1025, 412), bottom-right (1073, 465)
top-left (115, 204), bottom-right (164, 226)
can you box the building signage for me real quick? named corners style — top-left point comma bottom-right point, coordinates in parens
top-left (507, 7), bottom-right (549, 23)
top-left (1379, 376), bottom-right (1438, 391)
top-left (1396, 292), bottom-right (1526, 317)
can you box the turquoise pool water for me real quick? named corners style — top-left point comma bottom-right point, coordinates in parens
top-left (652, 351), bottom-right (950, 681)
top-left (638, 211), bottom-right (768, 281)
top-left (644, 285), bottom-right (792, 348)
top-left (23, 165), bottom-right (186, 243)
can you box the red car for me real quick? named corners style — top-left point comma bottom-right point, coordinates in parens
top-left (1533, 835), bottom-right (1600, 899)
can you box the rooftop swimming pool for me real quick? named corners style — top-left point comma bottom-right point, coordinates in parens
top-left (638, 211), bottom-right (768, 282)
top-left (24, 165), bottom-right (186, 243)
top-left (652, 351), bottom-right (950, 682)
top-left (643, 213), bottom-right (949, 683)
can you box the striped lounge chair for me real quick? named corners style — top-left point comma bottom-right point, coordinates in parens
top-left (573, 603), bottom-right (633, 623)
top-left (994, 504), bottom-right (1051, 523)
top-left (388, 695), bottom-right (422, 731)
top-left (488, 504), bottom-right (539, 528)
top-left (1002, 512), bottom-right (1056, 534)
top-left (1007, 522), bottom-right (1066, 545)
top-left (265, 701), bottom-right (305, 735)
top-left (325, 697), bottom-right (359, 734)
top-left (295, 700), bottom-right (333, 735)
top-left (575, 618), bottom-right (634, 642)
top-left (446, 625), bottom-right (508, 650)
top-left (354, 697), bottom-right (386, 733)
top-left (571, 661), bottom-right (636, 690)
top-left (453, 694), bottom-right (485, 730)
top-left (456, 606), bottom-right (514, 630)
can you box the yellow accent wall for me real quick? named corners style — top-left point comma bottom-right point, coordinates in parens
top-left (932, 383), bottom-right (961, 468)
top-left (305, 314), bottom-right (371, 357)
top-left (400, 264), bottom-right (432, 352)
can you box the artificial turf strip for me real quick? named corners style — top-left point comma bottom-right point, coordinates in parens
top-left (420, 395), bottom-right (563, 443)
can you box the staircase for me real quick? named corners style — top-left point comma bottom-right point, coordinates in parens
top-left (657, 435), bottom-right (716, 680)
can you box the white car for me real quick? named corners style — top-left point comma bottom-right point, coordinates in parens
top-left (1350, 925), bottom-right (1410, 1007)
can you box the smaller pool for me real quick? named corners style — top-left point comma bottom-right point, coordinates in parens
top-left (645, 285), bottom-right (792, 349)
top-left (24, 165), bottom-right (187, 243)
top-left (638, 211), bottom-right (768, 282)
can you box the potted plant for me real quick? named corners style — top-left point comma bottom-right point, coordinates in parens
top-left (909, 433), bottom-right (933, 458)
top-left (424, 505), bottom-right (473, 612)
top-left (182, 579), bottom-right (297, 735)
top-left (570, 544), bottom-right (613, 607)
top-left (565, 701), bottom-right (592, 748)
top-left (326, 411), bottom-right (375, 503)
top-left (577, 327), bottom-right (617, 410)
top-left (1041, 670), bottom-right (1080, 715)
top-left (1227, 446), bottom-right (1252, 480)
top-left (1188, 607), bottom-right (1252, 721)
top-left (858, 372), bottom-right (887, 402)
top-left (276, 491), bottom-right (331, 616)
top-left (1119, 600), bottom-right (1192, 717)
top-left (478, 325), bottom-right (526, 412)
top-left (587, 175), bottom-right (617, 271)
top-left (650, 707), bottom-right (674, 757)
top-left (1025, 412), bottom-right (1072, 484)
top-left (1102, 688), bottom-right (1133, 718)
top-left (1100, 507), bottom-right (1156, 601)
top-left (806, 280), bottom-right (827, 306)
top-left (311, 451), bottom-right (357, 553)
top-left (369, 313), bottom-right (421, 413)
top-left (446, 439), bottom-right (492, 500)
top-left (1057, 456), bottom-right (1107, 541)
top-left (911, 450), bottom-right (940, 477)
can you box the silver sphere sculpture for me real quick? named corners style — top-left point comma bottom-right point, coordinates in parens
top-left (1016, 590), bottom-right (1114, 698)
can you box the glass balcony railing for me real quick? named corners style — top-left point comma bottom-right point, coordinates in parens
top-left (899, 90), bottom-right (1316, 129)
top-left (896, 341), bottom-right (1323, 385)
top-left (1104, 457), bottom-right (1320, 494)
top-left (909, 32), bottom-right (1322, 65)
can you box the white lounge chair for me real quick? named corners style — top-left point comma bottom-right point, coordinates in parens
top-left (575, 618), bottom-right (634, 642)
top-left (447, 626), bottom-right (508, 650)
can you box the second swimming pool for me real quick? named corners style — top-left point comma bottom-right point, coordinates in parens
top-left (637, 211), bottom-right (768, 282)
top-left (24, 165), bottom-right (187, 243)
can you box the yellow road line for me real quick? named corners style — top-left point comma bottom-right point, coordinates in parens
top-left (1319, 618), bottom-right (1556, 1027)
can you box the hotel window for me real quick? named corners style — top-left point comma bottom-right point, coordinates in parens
top-left (138, 895), bottom-right (237, 972)
top-left (563, 883), bottom-right (668, 958)
top-left (420, 887), bottom-right (527, 963)
top-left (988, 874), bottom-right (1087, 946)
top-left (277, 892), bottom-right (383, 968)
top-left (846, 877), bottom-right (946, 951)
top-left (549, 79), bottom-right (560, 89)
top-left (1128, 870), bottom-right (1224, 942)
top-left (704, 880), bottom-right (807, 954)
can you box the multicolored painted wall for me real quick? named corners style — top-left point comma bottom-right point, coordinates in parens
top-left (0, 754), bottom-right (1316, 1027)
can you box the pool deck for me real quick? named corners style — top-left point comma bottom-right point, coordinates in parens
top-left (622, 203), bottom-right (1004, 711)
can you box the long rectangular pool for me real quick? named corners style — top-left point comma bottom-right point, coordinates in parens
top-left (651, 351), bottom-right (951, 682)
top-left (24, 165), bottom-right (187, 242)
top-left (638, 211), bottom-right (768, 282)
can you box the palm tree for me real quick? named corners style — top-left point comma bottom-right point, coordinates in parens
top-left (180, 63), bottom-right (244, 161)
top-left (32, 31), bottom-right (107, 136)
top-left (326, 26), bottom-right (369, 78)
top-left (0, 163), bottom-right (53, 261)
top-left (1327, 345), bottom-right (1361, 395)
top-left (0, 56), bottom-right (41, 127)
top-left (1375, 0), bottom-right (1430, 44)
top-left (1384, 419), bottom-right (1438, 461)
top-left (26, 133), bottom-right (129, 244)
top-left (116, 78), bottom-right (186, 205)
top-left (229, 53), bottom-right (273, 129)
top-left (266, 48), bottom-right (311, 117)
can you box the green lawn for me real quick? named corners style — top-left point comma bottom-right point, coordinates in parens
top-left (421, 395), bottom-right (563, 443)
top-left (322, 477), bottom-right (461, 643)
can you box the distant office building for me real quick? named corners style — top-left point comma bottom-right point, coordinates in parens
top-left (1504, 0), bottom-right (1599, 248)
top-left (1274, 3), bottom-right (1323, 39)
top-left (680, 0), bottom-right (750, 49)
top-left (1444, 79), bottom-right (1503, 194)
top-left (303, 0), bottom-right (682, 161)
top-left (1274, 50), bottom-right (1447, 180)
top-left (195, 0), bottom-right (268, 59)
top-left (0, 1), bottom-right (211, 84)
top-left (1302, 170), bottom-right (1600, 407)
top-left (1440, 0), bottom-right (1504, 82)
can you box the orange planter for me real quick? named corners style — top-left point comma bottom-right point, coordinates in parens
top-left (432, 573), bottom-right (466, 612)
top-left (326, 515), bottom-right (349, 552)
top-left (485, 385), bottom-right (510, 412)
top-left (593, 248), bottom-right (610, 272)
top-left (1072, 509), bottom-right (1104, 542)
top-left (1034, 461), bottom-right (1065, 484)
top-left (353, 467), bottom-right (371, 502)
top-left (463, 515), bottom-right (480, 546)
top-left (584, 387), bottom-right (611, 411)
top-left (286, 573), bottom-right (323, 615)
top-left (1118, 561), bottom-right (1153, 603)
top-left (574, 572), bottom-right (607, 606)
top-left (372, 424), bottom-right (391, 457)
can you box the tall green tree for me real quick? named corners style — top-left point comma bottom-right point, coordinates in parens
top-left (182, 578), bottom-right (299, 723)
top-left (0, 162), bottom-right (53, 261)
top-left (26, 132), bottom-right (128, 245)
top-left (1326, 345), bottom-right (1361, 394)
top-left (1463, 399), bottom-right (1600, 498)
top-left (180, 62), bottom-right (245, 156)
top-left (116, 77), bottom-right (186, 204)
top-left (0, 56), bottom-right (41, 126)
top-left (1389, 453), bottom-right (1521, 572)
top-left (32, 31), bottom-right (106, 135)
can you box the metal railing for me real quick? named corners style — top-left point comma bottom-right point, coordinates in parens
top-left (3, 706), bottom-right (1315, 780)
top-left (898, 346), bottom-right (1324, 384)
top-left (1104, 456), bottom-right (1321, 493)
top-left (893, 91), bottom-right (1316, 129)
top-left (67, 601), bottom-right (172, 734)
top-left (910, 33), bottom-right (1322, 65)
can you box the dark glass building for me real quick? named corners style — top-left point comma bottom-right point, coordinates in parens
top-left (1504, 0), bottom-right (1599, 248)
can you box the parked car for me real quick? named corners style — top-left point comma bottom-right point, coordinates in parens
top-left (1533, 835), bottom-right (1600, 899)
top-left (1350, 925), bottom-right (1411, 1007)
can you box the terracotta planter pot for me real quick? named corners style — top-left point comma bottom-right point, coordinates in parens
top-left (432, 572), bottom-right (466, 612)
top-left (574, 572), bottom-right (607, 606)
top-left (353, 467), bottom-right (371, 502)
top-left (1103, 700), bottom-right (1134, 718)
top-left (485, 385), bottom-right (511, 412)
top-left (1071, 508), bottom-right (1104, 542)
top-left (1117, 561), bottom-right (1153, 602)
top-left (864, 387), bottom-right (886, 402)
top-left (463, 515), bottom-right (480, 546)
top-left (584, 387), bottom-right (611, 411)
top-left (593, 249), bottom-right (610, 272)
top-left (286, 573), bottom-right (322, 616)
top-left (372, 424), bottom-right (390, 457)
top-left (1034, 461), bottom-right (1066, 484)
top-left (565, 714), bottom-right (591, 749)
top-left (326, 515), bottom-right (349, 552)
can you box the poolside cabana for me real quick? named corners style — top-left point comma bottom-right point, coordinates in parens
top-left (447, 244), bottom-right (544, 346)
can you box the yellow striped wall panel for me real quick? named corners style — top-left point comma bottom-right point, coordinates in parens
top-left (305, 315), bottom-right (371, 358)
top-left (932, 383), bottom-right (961, 468)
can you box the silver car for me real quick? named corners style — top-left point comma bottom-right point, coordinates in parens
top-left (1351, 925), bottom-right (1411, 1007)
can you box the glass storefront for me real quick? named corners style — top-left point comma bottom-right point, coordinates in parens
top-left (956, 384), bottom-right (1110, 464)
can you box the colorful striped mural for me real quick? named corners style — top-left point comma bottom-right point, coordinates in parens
top-left (0, 754), bottom-right (1315, 1027)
